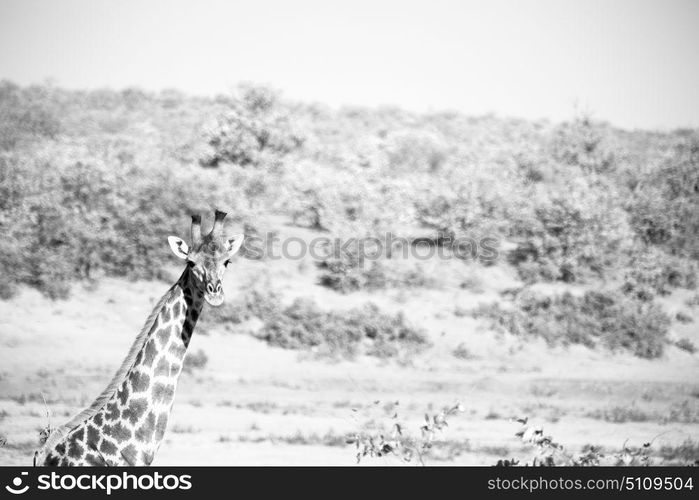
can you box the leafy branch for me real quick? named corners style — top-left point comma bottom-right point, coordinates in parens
top-left (347, 401), bottom-right (465, 465)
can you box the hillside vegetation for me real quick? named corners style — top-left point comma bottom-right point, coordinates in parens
top-left (0, 81), bottom-right (697, 359)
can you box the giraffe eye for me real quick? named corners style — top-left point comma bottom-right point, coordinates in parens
top-left (224, 259), bottom-right (230, 267)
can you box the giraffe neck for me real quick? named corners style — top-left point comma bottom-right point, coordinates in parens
top-left (38, 266), bottom-right (205, 466)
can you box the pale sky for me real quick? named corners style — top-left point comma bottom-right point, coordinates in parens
top-left (0, 0), bottom-right (697, 129)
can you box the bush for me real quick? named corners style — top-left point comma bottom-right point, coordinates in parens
top-left (471, 289), bottom-right (671, 358)
top-left (0, 81), bottom-right (62, 150)
top-left (201, 85), bottom-right (303, 167)
top-left (508, 178), bottom-right (632, 283)
top-left (285, 161), bottom-right (417, 237)
top-left (659, 440), bottom-right (699, 464)
top-left (1, 147), bottom-right (255, 299)
top-left (317, 252), bottom-right (435, 294)
top-left (621, 246), bottom-right (697, 300)
top-left (182, 348), bottom-right (208, 373)
top-left (675, 338), bottom-right (696, 354)
top-left (198, 286), bottom-right (429, 359)
top-left (549, 115), bottom-right (616, 174)
top-left (384, 129), bottom-right (449, 172)
top-left (2, 80), bottom-right (697, 308)
top-left (198, 288), bottom-right (281, 334)
top-left (686, 293), bottom-right (699, 308)
top-left (257, 299), bottom-right (429, 359)
top-left (317, 252), bottom-right (365, 293)
top-left (349, 401), bottom-right (465, 464)
top-left (675, 311), bottom-right (693, 324)
top-left (586, 406), bottom-right (652, 423)
top-left (452, 343), bottom-right (476, 360)
top-left (627, 133), bottom-right (699, 260)
top-left (415, 173), bottom-right (519, 244)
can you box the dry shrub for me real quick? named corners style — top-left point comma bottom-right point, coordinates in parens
top-left (259, 299), bottom-right (428, 359)
top-left (384, 129), bottom-right (449, 172)
top-left (201, 84), bottom-right (304, 167)
top-left (0, 146), bottom-right (255, 299)
top-left (508, 177), bottom-right (633, 283)
top-left (471, 289), bottom-right (671, 359)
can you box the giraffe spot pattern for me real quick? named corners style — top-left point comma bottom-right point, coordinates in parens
top-left (135, 412), bottom-right (156, 442)
top-left (85, 453), bottom-right (104, 466)
top-left (154, 357), bottom-right (171, 377)
top-left (105, 402), bottom-right (120, 421)
top-left (87, 424), bottom-right (100, 445)
top-left (40, 271), bottom-right (204, 466)
top-left (131, 371), bottom-right (150, 392)
top-left (103, 421), bottom-right (132, 443)
top-left (141, 450), bottom-right (155, 465)
top-left (152, 383), bottom-right (175, 404)
top-left (99, 438), bottom-right (118, 456)
top-left (122, 397), bottom-right (148, 425)
top-left (157, 327), bottom-right (171, 348)
top-left (117, 385), bottom-right (130, 405)
top-left (154, 413), bottom-right (169, 441)
top-left (170, 342), bottom-right (186, 357)
top-left (72, 427), bottom-right (85, 442)
top-left (181, 323), bottom-right (193, 344)
top-left (143, 339), bottom-right (157, 366)
top-left (120, 443), bottom-right (138, 465)
top-left (67, 440), bottom-right (84, 459)
top-left (185, 318), bottom-right (195, 332)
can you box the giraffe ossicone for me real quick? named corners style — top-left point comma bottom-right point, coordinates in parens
top-left (34, 210), bottom-right (244, 466)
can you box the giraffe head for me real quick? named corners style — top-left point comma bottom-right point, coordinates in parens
top-left (167, 210), bottom-right (244, 307)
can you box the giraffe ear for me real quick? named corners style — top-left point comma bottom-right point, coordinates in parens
top-left (226, 234), bottom-right (245, 258)
top-left (168, 236), bottom-right (189, 259)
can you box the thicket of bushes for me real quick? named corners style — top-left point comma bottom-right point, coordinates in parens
top-left (622, 246), bottom-right (697, 300)
top-left (199, 288), bottom-right (428, 358)
top-left (0, 148), bottom-right (256, 298)
top-left (0, 80), bottom-right (696, 319)
top-left (0, 83), bottom-right (61, 150)
top-left (259, 299), bottom-right (428, 358)
top-left (200, 85), bottom-right (304, 168)
top-left (317, 250), bottom-right (436, 293)
top-left (471, 289), bottom-right (671, 358)
top-left (627, 135), bottom-right (699, 260)
top-left (199, 288), bottom-right (281, 331)
top-left (507, 177), bottom-right (632, 283)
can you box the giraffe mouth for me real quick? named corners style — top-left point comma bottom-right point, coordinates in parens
top-left (204, 291), bottom-right (225, 307)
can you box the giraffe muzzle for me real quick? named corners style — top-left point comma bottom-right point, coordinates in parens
top-left (204, 280), bottom-right (225, 306)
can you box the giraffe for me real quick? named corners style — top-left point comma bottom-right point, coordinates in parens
top-left (33, 210), bottom-right (244, 466)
